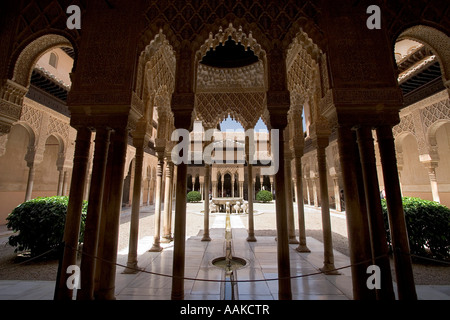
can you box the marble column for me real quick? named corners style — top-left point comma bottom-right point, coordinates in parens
top-left (55, 126), bottom-right (92, 300)
top-left (123, 133), bottom-right (147, 273)
top-left (356, 126), bottom-right (395, 300)
top-left (168, 163), bottom-right (175, 239)
top-left (332, 176), bottom-right (342, 212)
top-left (294, 155), bottom-right (310, 252)
top-left (424, 164), bottom-right (441, 203)
top-left (315, 137), bottom-right (338, 274)
top-left (96, 127), bottom-right (129, 300)
top-left (62, 170), bottom-right (69, 196)
top-left (24, 163), bottom-right (35, 201)
top-left (162, 160), bottom-right (174, 243)
top-left (376, 125), bottom-right (417, 300)
top-left (202, 164), bottom-right (211, 241)
top-left (246, 135), bottom-right (256, 242)
top-left (239, 181), bottom-right (244, 198)
top-left (171, 161), bottom-right (188, 300)
top-left (231, 175), bottom-right (235, 197)
top-left (78, 128), bottom-right (111, 299)
top-left (285, 148), bottom-right (298, 244)
top-left (312, 177), bottom-right (319, 207)
top-left (57, 167), bottom-right (64, 196)
top-left (149, 152), bottom-right (165, 252)
top-left (273, 128), bottom-right (292, 300)
top-left (337, 125), bottom-right (375, 300)
top-left (305, 178), bottom-right (311, 205)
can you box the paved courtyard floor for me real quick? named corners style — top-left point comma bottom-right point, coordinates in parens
top-left (0, 203), bottom-right (449, 300)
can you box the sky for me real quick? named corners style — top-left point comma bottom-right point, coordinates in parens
top-left (219, 114), bottom-right (306, 132)
top-left (219, 116), bottom-right (268, 132)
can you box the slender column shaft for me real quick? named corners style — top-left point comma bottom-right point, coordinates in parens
top-left (202, 165), bottom-right (211, 241)
top-left (96, 128), bottom-right (128, 300)
top-left (94, 136), bottom-right (114, 297)
top-left (333, 177), bottom-right (342, 212)
top-left (24, 164), bottom-right (35, 201)
top-left (57, 168), bottom-right (64, 196)
top-left (123, 138), bottom-right (146, 273)
top-left (294, 156), bottom-right (310, 252)
top-left (78, 128), bottom-right (111, 299)
top-left (376, 126), bottom-right (417, 300)
top-left (426, 166), bottom-right (441, 203)
top-left (231, 178), bottom-right (235, 197)
top-left (306, 179), bottom-right (311, 205)
top-left (246, 165), bottom-right (256, 242)
top-left (162, 161), bottom-right (174, 242)
top-left (312, 178), bottom-right (319, 207)
top-left (245, 134), bottom-right (256, 241)
top-left (62, 171), bottom-right (69, 196)
top-left (356, 126), bottom-right (395, 300)
top-left (274, 130), bottom-right (292, 300)
top-left (168, 164), bottom-right (175, 236)
top-left (150, 155), bottom-right (164, 252)
top-left (285, 156), bottom-right (298, 244)
top-left (171, 162), bottom-right (188, 300)
top-left (337, 126), bottom-right (375, 300)
top-left (316, 141), bottom-right (338, 274)
top-left (55, 127), bottom-right (92, 300)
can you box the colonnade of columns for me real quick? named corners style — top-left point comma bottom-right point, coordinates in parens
top-left (149, 150), bottom-right (175, 252)
top-left (53, 119), bottom-right (416, 301)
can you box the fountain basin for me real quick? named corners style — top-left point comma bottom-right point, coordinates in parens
top-left (211, 257), bottom-right (247, 270)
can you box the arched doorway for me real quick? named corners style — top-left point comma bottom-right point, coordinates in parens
top-left (223, 173), bottom-right (232, 197)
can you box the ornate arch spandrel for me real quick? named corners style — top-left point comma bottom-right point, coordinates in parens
top-left (397, 25), bottom-right (450, 87)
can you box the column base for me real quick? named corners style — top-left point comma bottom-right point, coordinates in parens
top-left (296, 244), bottom-right (311, 253)
top-left (149, 243), bottom-right (163, 252)
top-left (122, 263), bottom-right (143, 274)
top-left (320, 263), bottom-right (341, 275)
top-left (289, 237), bottom-right (299, 244)
top-left (201, 235), bottom-right (211, 242)
top-left (246, 235), bottom-right (257, 242)
top-left (161, 236), bottom-right (173, 243)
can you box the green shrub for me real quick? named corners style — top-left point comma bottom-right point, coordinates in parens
top-left (381, 197), bottom-right (450, 260)
top-left (256, 190), bottom-right (273, 203)
top-left (187, 191), bottom-right (202, 203)
top-left (6, 196), bottom-right (87, 258)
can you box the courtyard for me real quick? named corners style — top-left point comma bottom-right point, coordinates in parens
top-left (0, 202), bottom-right (448, 300)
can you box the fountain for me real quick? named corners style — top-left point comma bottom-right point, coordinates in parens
top-left (211, 212), bottom-right (246, 300)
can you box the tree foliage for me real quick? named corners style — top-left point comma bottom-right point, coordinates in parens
top-left (381, 197), bottom-right (450, 260)
top-left (6, 196), bottom-right (87, 258)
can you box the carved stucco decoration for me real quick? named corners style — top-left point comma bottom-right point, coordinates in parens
top-left (135, 31), bottom-right (176, 143)
top-left (13, 34), bottom-right (72, 88)
top-left (394, 90), bottom-right (450, 157)
top-left (194, 24), bottom-right (268, 131)
top-left (398, 25), bottom-right (450, 87)
top-left (195, 91), bottom-right (266, 130)
top-left (196, 62), bottom-right (265, 93)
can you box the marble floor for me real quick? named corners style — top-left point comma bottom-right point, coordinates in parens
top-left (1, 211), bottom-right (449, 300)
top-left (113, 214), bottom-right (354, 300)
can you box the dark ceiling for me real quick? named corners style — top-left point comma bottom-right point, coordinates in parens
top-left (200, 37), bottom-right (259, 69)
top-left (399, 61), bottom-right (442, 95)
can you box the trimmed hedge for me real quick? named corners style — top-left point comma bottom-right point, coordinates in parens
top-left (381, 197), bottom-right (450, 260)
top-left (187, 191), bottom-right (202, 203)
top-left (6, 196), bottom-right (87, 258)
top-left (256, 190), bottom-right (273, 203)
